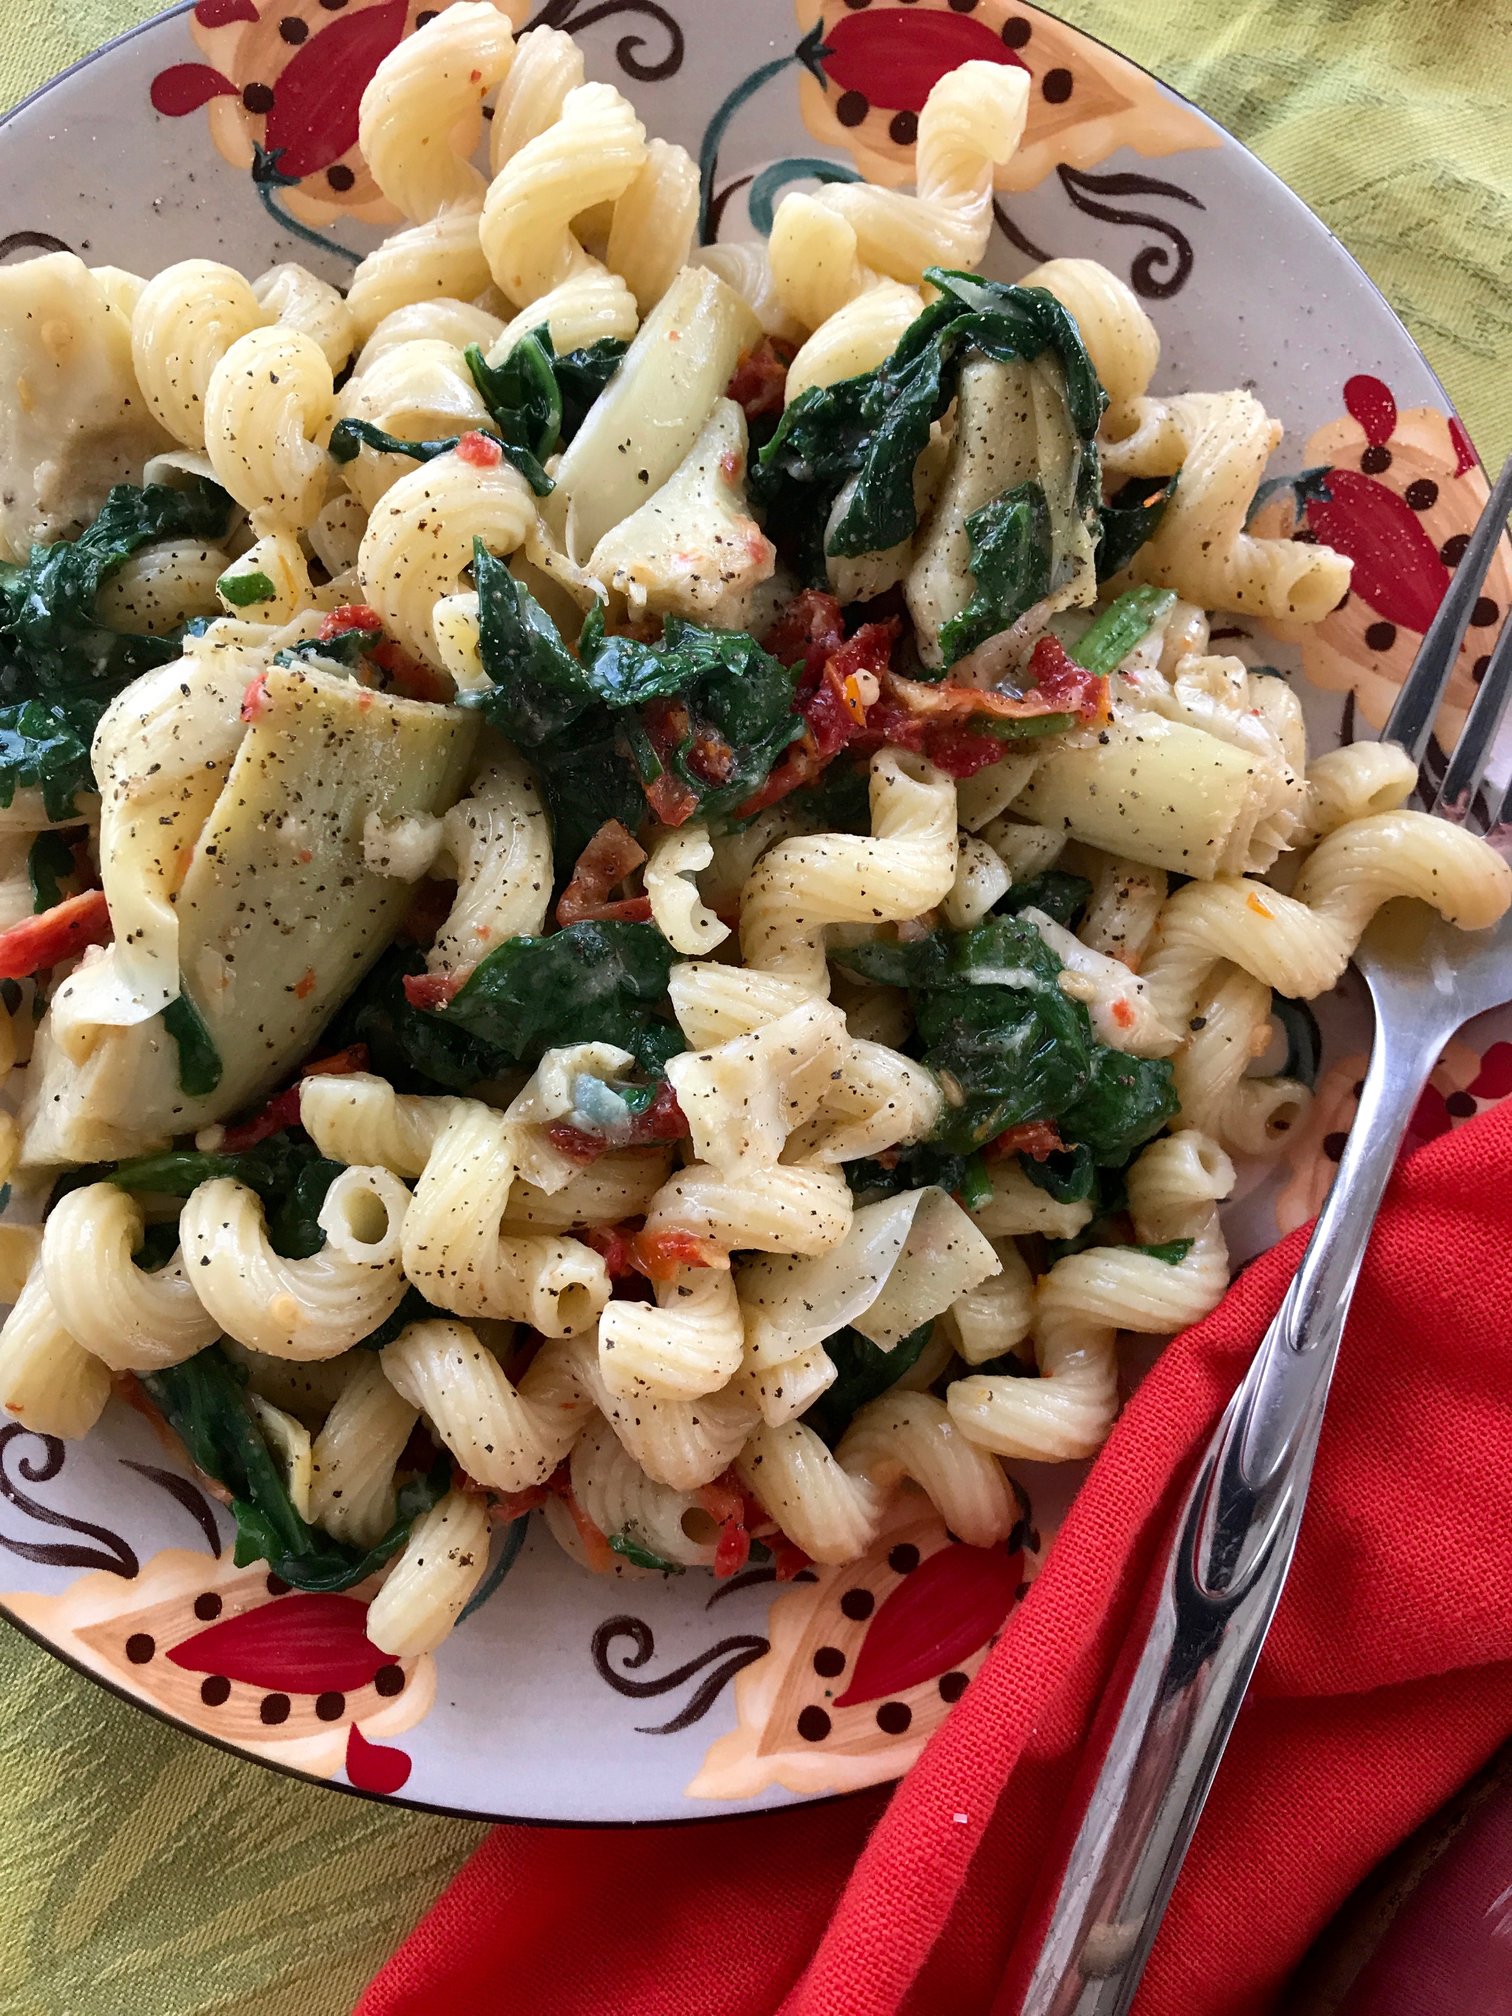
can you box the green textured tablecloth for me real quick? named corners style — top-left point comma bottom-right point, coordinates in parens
top-left (2, 4), bottom-right (1508, 2012)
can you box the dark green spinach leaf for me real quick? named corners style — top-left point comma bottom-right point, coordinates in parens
top-left (438, 921), bottom-right (677, 1068)
top-left (142, 1344), bottom-right (447, 1593)
top-left (802, 1322), bottom-right (933, 1447)
top-left (0, 479), bottom-right (234, 699)
top-left (1096, 474), bottom-right (1178, 580)
top-left (938, 481), bottom-right (1052, 666)
top-left (752, 271), bottom-right (1104, 577)
top-left (162, 986), bottom-right (222, 1098)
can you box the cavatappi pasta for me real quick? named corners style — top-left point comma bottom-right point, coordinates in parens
top-left (0, 8), bottom-right (1505, 1661)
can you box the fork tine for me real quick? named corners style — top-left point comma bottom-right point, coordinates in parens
top-left (1381, 451), bottom-right (1512, 765)
top-left (1434, 603), bottom-right (1512, 824)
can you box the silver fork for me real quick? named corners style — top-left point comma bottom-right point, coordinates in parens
top-left (1011, 452), bottom-right (1512, 2016)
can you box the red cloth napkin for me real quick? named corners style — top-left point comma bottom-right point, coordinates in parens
top-left (356, 1100), bottom-right (1512, 2016)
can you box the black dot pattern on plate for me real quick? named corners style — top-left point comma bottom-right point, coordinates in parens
top-left (1001, 15), bottom-right (1032, 45)
top-left (1404, 478), bottom-right (1439, 511)
top-left (1364, 621), bottom-right (1397, 653)
top-left (315, 1691), bottom-right (346, 1721)
top-left (1324, 1130), bottom-right (1348, 1162)
top-left (200, 1675), bottom-right (230, 1707)
top-left (840, 1587), bottom-right (875, 1621)
top-left (279, 16), bottom-right (308, 42)
top-left (193, 1592), bottom-right (222, 1621)
top-left (1041, 68), bottom-right (1073, 104)
top-left (1441, 532), bottom-right (1471, 567)
top-left (888, 1543), bottom-right (920, 1575)
top-left (939, 1671), bottom-right (969, 1703)
top-left (416, 7), bottom-right (439, 23)
top-left (1446, 1091), bottom-right (1478, 1118)
top-left (889, 110), bottom-right (919, 146)
top-left (843, 0), bottom-right (872, 9)
top-left (949, 0), bottom-right (980, 11)
top-left (374, 1664), bottom-right (406, 1698)
top-left (1473, 655), bottom-right (1491, 685)
top-left (319, 0), bottom-right (347, 9)
top-left (797, 1705), bottom-right (831, 1742)
top-left (125, 1633), bottom-right (154, 1664)
top-left (1360, 444), bottom-right (1392, 474)
top-left (876, 1701), bottom-right (912, 1735)
top-left (1470, 596), bottom-right (1499, 628)
top-left (327, 164), bottom-right (356, 192)
top-left (837, 91), bottom-right (868, 127)
top-left (242, 83), bottom-right (275, 116)
top-left (260, 1693), bottom-right (291, 1726)
top-left (266, 1573), bottom-right (289, 1596)
top-left (813, 1646), bottom-right (846, 1679)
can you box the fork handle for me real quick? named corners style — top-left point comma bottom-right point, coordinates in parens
top-left (1010, 1011), bottom-right (1433, 2016)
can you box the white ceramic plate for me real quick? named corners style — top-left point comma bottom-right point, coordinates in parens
top-left (1, 0), bottom-right (1507, 1825)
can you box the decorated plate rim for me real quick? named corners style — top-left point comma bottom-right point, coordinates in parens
top-left (0, 0), bottom-right (1491, 1829)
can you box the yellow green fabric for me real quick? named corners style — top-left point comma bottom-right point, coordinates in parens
top-left (0, 4), bottom-right (1507, 2012)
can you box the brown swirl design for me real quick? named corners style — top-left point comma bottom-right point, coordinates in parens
top-left (591, 1614), bottom-right (769, 1733)
top-left (524, 0), bottom-right (684, 81)
top-left (0, 1424), bottom-right (139, 1578)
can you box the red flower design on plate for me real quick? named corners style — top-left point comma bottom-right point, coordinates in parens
top-left (1250, 379), bottom-right (1511, 741)
top-left (792, 0), bottom-right (1215, 192)
top-left (689, 1493), bottom-right (1035, 1800)
top-left (5, 1548), bottom-right (435, 1792)
top-left (149, 0), bottom-right (527, 226)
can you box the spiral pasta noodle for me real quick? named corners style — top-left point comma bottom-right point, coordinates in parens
top-left (1101, 390), bottom-right (1353, 624)
top-left (740, 751), bottom-right (959, 993)
top-left (204, 325), bottom-right (335, 535)
top-left (358, 0), bottom-right (517, 225)
top-left (41, 1184), bottom-right (219, 1373)
top-left (948, 1134), bottom-right (1235, 1460)
top-left (177, 1167), bottom-right (412, 1361)
top-left (357, 449), bottom-right (537, 663)
top-left (773, 62), bottom-right (1030, 398)
top-left (480, 81), bottom-right (647, 308)
top-left (130, 259), bottom-right (268, 449)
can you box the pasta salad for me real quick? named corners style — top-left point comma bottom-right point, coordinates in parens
top-left (0, 4), bottom-right (1505, 1661)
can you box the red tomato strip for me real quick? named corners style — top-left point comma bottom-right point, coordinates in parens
top-left (987, 1120), bottom-right (1065, 1163)
top-left (216, 1044), bottom-right (372, 1153)
top-left (555, 818), bottom-right (651, 927)
top-left (0, 889), bottom-right (112, 980)
top-left (726, 337), bottom-right (796, 425)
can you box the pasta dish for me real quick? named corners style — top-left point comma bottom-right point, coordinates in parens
top-left (0, 6), bottom-right (1504, 1660)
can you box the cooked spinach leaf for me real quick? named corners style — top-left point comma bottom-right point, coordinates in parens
top-left (1096, 474), bottom-right (1179, 580)
top-left (438, 921), bottom-right (677, 1069)
top-left (837, 916), bottom-right (1177, 1165)
top-left (327, 417), bottom-right (552, 497)
top-left (0, 479), bottom-right (234, 699)
top-left (550, 336), bottom-right (629, 441)
top-left (463, 328), bottom-right (627, 455)
top-left (0, 695), bottom-right (102, 820)
top-left (464, 332), bottom-right (561, 465)
top-left (802, 1322), bottom-right (933, 1447)
top-left (321, 944), bottom-right (513, 1094)
top-left (752, 270), bottom-right (1104, 577)
top-left (162, 986), bottom-right (222, 1098)
top-left (608, 1532), bottom-right (684, 1574)
top-left (27, 829), bottom-right (77, 912)
top-left (994, 870), bottom-right (1092, 929)
top-left (142, 1343), bottom-right (447, 1593)
top-left (938, 480), bottom-right (1053, 666)
top-left (463, 558), bottom-right (803, 844)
